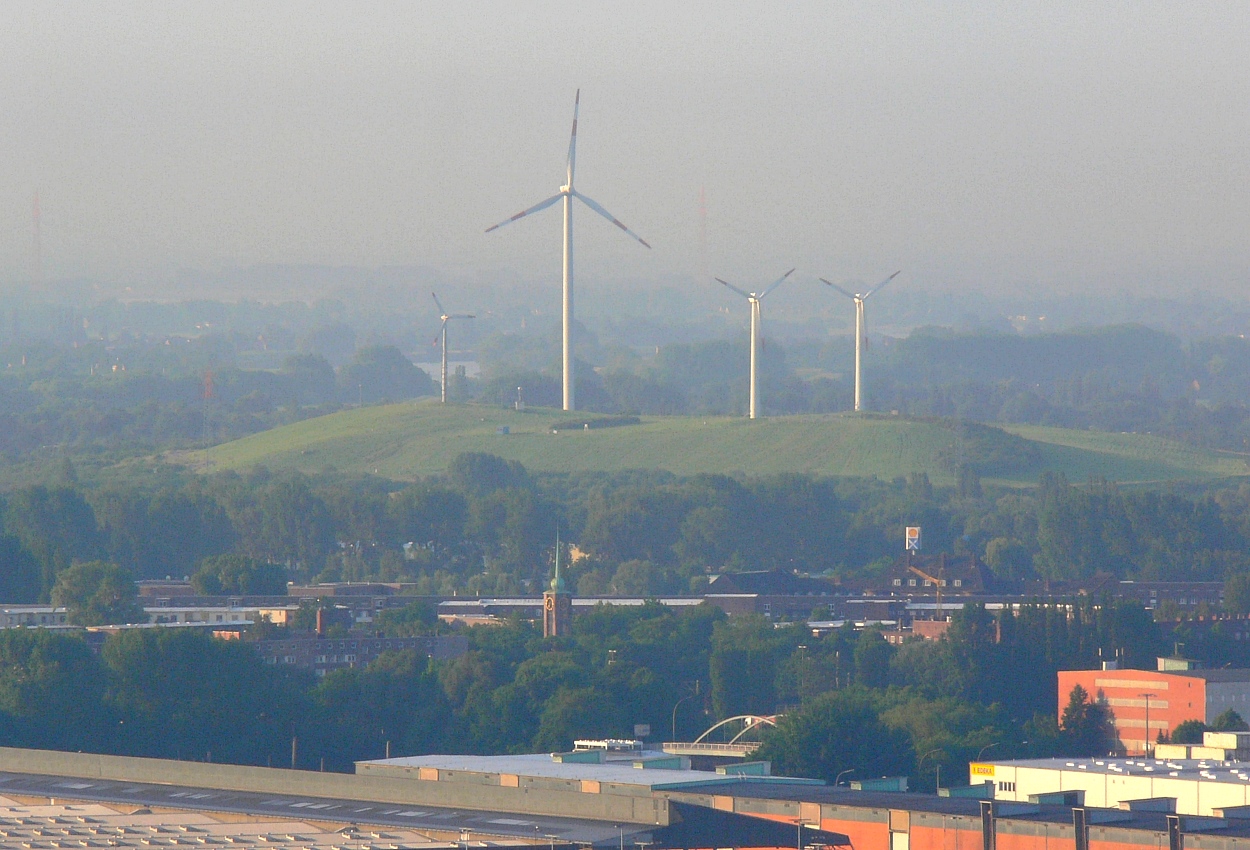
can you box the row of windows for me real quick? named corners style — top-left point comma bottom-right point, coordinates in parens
top-left (998, 781), bottom-right (1016, 792)
top-left (267, 654), bottom-right (363, 665)
top-left (892, 578), bottom-right (963, 587)
top-left (0, 615), bottom-right (68, 625)
top-left (264, 641), bottom-right (417, 651)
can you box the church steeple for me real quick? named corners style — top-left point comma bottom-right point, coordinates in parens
top-left (551, 527), bottom-right (567, 593)
top-left (543, 527), bottom-right (571, 637)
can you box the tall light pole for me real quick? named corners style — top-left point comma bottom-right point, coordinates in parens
top-left (834, 768), bottom-right (856, 787)
top-left (671, 681), bottom-right (700, 740)
top-left (977, 742), bottom-right (1003, 761)
top-left (1140, 693), bottom-right (1157, 756)
top-left (918, 748), bottom-right (942, 793)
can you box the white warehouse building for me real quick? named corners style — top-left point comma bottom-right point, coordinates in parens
top-left (976, 736), bottom-right (1250, 817)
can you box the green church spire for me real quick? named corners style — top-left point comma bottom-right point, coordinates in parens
top-left (550, 527), bottom-right (566, 593)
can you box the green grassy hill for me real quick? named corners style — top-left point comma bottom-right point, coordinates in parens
top-left (175, 400), bottom-right (1250, 486)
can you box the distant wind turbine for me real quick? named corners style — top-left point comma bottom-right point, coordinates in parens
top-left (716, 269), bottom-right (794, 419)
top-left (432, 292), bottom-right (475, 404)
top-left (819, 271), bottom-right (901, 412)
top-left (485, 91), bottom-right (651, 411)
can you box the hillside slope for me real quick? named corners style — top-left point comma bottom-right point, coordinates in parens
top-left (177, 401), bottom-right (1250, 485)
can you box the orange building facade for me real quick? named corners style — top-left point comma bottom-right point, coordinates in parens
top-left (1057, 667), bottom-right (1250, 755)
top-left (711, 791), bottom-right (1218, 850)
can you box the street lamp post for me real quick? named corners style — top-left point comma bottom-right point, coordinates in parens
top-left (671, 682), bottom-right (700, 740)
top-left (834, 768), bottom-right (856, 787)
top-left (918, 748), bottom-right (942, 793)
top-left (1140, 693), bottom-right (1157, 756)
top-left (977, 742), bottom-right (1002, 761)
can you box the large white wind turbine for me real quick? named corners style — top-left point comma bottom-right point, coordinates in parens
top-left (716, 269), bottom-right (794, 420)
top-left (432, 292), bottom-right (475, 404)
top-left (486, 91), bottom-right (651, 411)
top-left (819, 271), bottom-right (901, 412)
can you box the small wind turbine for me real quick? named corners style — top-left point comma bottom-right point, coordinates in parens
top-left (819, 271), bottom-right (901, 412)
top-left (716, 269), bottom-right (794, 419)
top-left (432, 292), bottom-right (475, 404)
top-left (486, 91), bottom-right (651, 411)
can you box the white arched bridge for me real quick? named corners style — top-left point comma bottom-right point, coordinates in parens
top-left (662, 714), bottom-right (778, 758)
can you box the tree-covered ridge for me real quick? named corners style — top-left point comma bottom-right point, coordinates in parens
top-left (9, 318), bottom-right (1250, 477)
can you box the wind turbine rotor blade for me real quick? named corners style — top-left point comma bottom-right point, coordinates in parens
top-left (758, 268), bottom-right (796, 300)
top-left (431, 292), bottom-right (447, 316)
top-left (485, 193), bottom-right (563, 233)
top-left (572, 191), bottom-right (651, 248)
top-left (452, 314), bottom-right (476, 319)
top-left (819, 278), bottom-right (858, 300)
top-left (566, 89), bottom-right (580, 184)
top-left (862, 270), bottom-right (902, 300)
top-left (715, 277), bottom-right (752, 299)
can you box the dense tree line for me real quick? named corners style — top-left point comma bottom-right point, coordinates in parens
top-left (473, 325), bottom-right (1250, 452)
top-left (8, 454), bottom-right (1250, 603)
top-left (0, 341), bottom-right (434, 461)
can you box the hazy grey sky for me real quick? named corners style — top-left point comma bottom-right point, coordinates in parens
top-left (1, 2), bottom-right (1248, 295)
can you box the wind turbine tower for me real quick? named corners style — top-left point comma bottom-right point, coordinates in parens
top-left (432, 292), bottom-right (475, 404)
top-left (716, 269), bottom-right (794, 419)
top-left (819, 271), bottom-right (901, 412)
top-left (486, 91), bottom-right (651, 411)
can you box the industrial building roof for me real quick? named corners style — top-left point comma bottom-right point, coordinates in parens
top-left (0, 771), bottom-right (650, 846)
top-left (691, 779), bottom-right (1250, 838)
top-left (0, 794), bottom-right (499, 850)
top-left (1168, 670), bottom-right (1250, 682)
top-left (0, 771), bottom-right (848, 850)
top-left (358, 754), bottom-right (821, 791)
top-left (988, 756), bottom-right (1250, 785)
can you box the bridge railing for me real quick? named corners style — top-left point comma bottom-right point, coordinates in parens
top-left (661, 742), bottom-right (759, 755)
